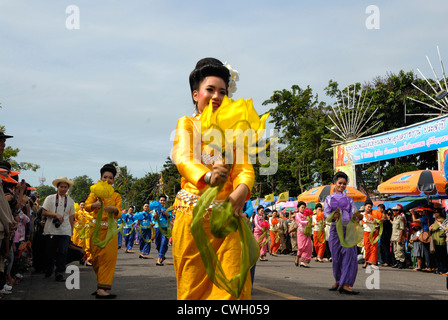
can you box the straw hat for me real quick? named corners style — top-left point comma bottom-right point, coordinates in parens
top-left (52, 176), bottom-right (74, 188)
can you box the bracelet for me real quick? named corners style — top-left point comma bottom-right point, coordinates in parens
top-left (204, 171), bottom-right (212, 185)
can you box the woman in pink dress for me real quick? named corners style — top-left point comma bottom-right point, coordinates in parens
top-left (254, 205), bottom-right (268, 261)
top-left (295, 202), bottom-right (313, 267)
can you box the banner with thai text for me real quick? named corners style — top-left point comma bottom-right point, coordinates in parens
top-left (334, 115), bottom-right (448, 166)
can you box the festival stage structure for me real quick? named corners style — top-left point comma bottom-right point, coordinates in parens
top-left (329, 46), bottom-right (448, 200)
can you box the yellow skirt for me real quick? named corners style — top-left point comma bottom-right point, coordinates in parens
top-left (71, 224), bottom-right (85, 248)
top-left (172, 190), bottom-right (252, 300)
top-left (89, 224), bottom-right (118, 290)
top-left (71, 226), bottom-right (81, 246)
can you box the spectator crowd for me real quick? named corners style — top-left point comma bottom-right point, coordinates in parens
top-left (1, 127), bottom-right (448, 300)
top-left (250, 199), bottom-right (448, 276)
top-left (0, 130), bottom-right (175, 299)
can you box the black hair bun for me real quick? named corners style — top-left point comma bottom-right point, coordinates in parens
top-left (189, 57), bottom-right (230, 93)
top-left (332, 171), bottom-right (349, 184)
top-left (100, 163), bottom-right (117, 177)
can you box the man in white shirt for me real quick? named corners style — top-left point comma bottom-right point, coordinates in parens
top-left (42, 177), bottom-right (75, 282)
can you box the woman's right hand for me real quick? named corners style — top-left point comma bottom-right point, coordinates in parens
top-left (333, 208), bottom-right (340, 221)
top-left (55, 213), bottom-right (64, 223)
top-left (92, 200), bottom-right (102, 209)
top-left (209, 162), bottom-right (229, 187)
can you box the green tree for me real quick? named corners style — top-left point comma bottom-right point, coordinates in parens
top-left (327, 71), bottom-right (440, 196)
top-left (69, 175), bottom-right (94, 203)
top-left (132, 172), bottom-right (160, 209)
top-left (35, 185), bottom-right (56, 202)
top-left (0, 125), bottom-right (40, 173)
top-left (262, 85), bottom-right (333, 195)
top-left (110, 161), bottom-right (137, 209)
top-left (160, 157), bottom-right (181, 205)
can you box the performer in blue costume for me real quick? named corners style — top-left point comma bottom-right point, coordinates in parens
top-left (149, 195), bottom-right (172, 266)
top-left (117, 213), bottom-right (123, 249)
top-left (122, 206), bottom-right (136, 253)
top-left (133, 202), bottom-right (154, 259)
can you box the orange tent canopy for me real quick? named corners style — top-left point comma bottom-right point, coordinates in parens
top-left (378, 170), bottom-right (446, 196)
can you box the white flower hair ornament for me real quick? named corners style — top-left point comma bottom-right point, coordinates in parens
top-left (224, 61), bottom-right (239, 98)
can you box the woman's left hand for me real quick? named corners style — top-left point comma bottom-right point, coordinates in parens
top-left (228, 184), bottom-right (249, 219)
top-left (104, 205), bottom-right (118, 215)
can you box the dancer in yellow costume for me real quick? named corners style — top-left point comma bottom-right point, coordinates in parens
top-left (171, 58), bottom-right (255, 300)
top-left (83, 204), bottom-right (94, 266)
top-left (85, 163), bottom-right (122, 299)
top-left (71, 201), bottom-right (87, 247)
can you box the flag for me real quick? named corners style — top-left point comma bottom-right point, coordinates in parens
top-left (264, 193), bottom-right (274, 202)
top-left (278, 191), bottom-right (289, 202)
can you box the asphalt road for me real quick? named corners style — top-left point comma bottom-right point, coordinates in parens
top-left (4, 244), bottom-right (448, 302)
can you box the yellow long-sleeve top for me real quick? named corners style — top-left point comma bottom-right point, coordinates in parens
top-left (74, 209), bottom-right (88, 226)
top-left (172, 116), bottom-right (255, 200)
top-left (171, 115), bottom-right (255, 300)
top-left (84, 192), bottom-right (123, 228)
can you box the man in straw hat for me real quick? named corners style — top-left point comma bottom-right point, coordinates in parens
top-left (42, 176), bottom-right (75, 281)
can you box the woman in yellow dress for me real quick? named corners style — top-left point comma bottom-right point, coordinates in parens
top-left (171, 58), bottom-right (255, 300)
top-left (83, 203), bottom-right (94, 266)
top-left (85, 163), bottom-right (122, 299)
top-left (71, 201), bottom-right (86, 248)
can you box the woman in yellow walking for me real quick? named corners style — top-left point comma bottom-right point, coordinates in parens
top-left (171, 57), bottom-right (266, 300)
top-left (83, 203), bottom-right (94, 266)
top-left (71, 201), bottom-right (86, 248)
top-left (85, 163), bottom-right (122, 299)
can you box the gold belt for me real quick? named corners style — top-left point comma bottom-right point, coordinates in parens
top-left (91, 219), bottom-right (109, 226)
top-left (174, 189), bottom-right (225, 217)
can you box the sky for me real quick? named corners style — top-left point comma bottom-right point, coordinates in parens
top-left (1, 0), bottom-right (448, 188)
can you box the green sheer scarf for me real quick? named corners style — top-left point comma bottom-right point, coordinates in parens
top-left (78, 223), bottom-right (91, 240)
top-left (120, 220), bottom-right (135, 236)
top-left (316, 219), bottom-right (326, 244)
top-left (153, 207), bottom-right (173, 238)
top-left (317, 209), bottom-right (364, 248)
top-left (273, 231), bottom-right (280, 244)
top-left (303, 216), bottom-right (313, 237)
top-left (91, 200), bottom-right (120, 249)
top-left (368, 218), bottom-right (383, 245)
top-left (138, 224), bottom-right (156, 243)
top-left (257, 229), bottom-right (269, 247)
top-left (190, 184), bottom-right (259, 299)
